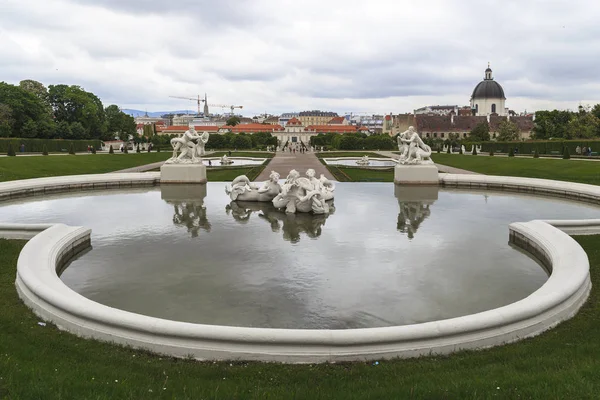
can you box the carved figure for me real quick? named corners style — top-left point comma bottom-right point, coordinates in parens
top-left (356, 155), bottom-right (370, 165)
top-left (225, 171), bottom-right (281, 202)
top-left (220, 155), bottom-right (234, 165)
top-left (166, 126), bottom-right (209, 164)
top-left (271, 169), bottom-right (334, 214)
top-left (396, 126), bottom-right (433, 165)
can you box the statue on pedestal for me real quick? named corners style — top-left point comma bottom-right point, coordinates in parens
top-left (272, 169), bottom-right (334, 214)
top-left (396, 126), bottom-right (433, 165)
top-left (166, 126), bottom-right (209, 164)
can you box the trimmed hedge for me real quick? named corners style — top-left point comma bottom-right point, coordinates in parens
top-left (0, 138), bottom-right (101, 153)
top-left (478, 140), bottom-right (600, 155)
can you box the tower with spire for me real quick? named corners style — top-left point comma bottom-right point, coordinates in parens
top-left (203, 93), bottom-right (209, 116)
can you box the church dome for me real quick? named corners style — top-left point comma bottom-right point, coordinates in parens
top-left (471, 66), bottom-right (505, 100)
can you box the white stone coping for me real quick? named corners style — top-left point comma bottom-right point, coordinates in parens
top-left (1, 172), bottom-right (598, 362)
top-left (323, 157), bottom-right (396, 167)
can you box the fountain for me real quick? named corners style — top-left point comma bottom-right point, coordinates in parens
top-left (356, 155), bottom-right (370, 165)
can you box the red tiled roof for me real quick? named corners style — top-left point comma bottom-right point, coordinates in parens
top-left (287, 117), bottom-right (303, 126)
top-left (385, 115), bottom-right (392, 121)
top-left (158, 125), bottom-right (220, 132)
top-left (304, 125), bottom-right (358, 133)
top-left (221, 123), bottom-right (283, 133)
top-left (328, 116), bottom-right (345, 124)
top-left (358, 126), bottom-right (369, 131)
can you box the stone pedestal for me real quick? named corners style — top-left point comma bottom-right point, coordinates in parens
top-left (160, 163), bottom-right (207, 184)
top-left (394, 164), bottom-right (439, 185)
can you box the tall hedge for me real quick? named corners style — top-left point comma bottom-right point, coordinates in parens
top-left (479, 140), bottom-right (600, 155)
top-left (0, 138), bottom-right (101, 153)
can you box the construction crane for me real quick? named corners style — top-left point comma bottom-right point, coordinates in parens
top-left (209, 104), bottom-right (244, 116)
top-left (169, 95), bottom-right (205, 114)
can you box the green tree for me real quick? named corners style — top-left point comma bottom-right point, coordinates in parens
top-left (19, 79), bottom-right (51, 116)
top-left (469, 122), bottom-right (490, 141)
top-left (20, 120), bottom-right (38, 138)
top-left (48, 84), bottom-right (107, 139)
top-left (56, 121), bottom-right (72, 139)
top-left (70, 122), bottom-right (87, 139)
top-left (231, 134), bottom-right (252, 149)
top-left (0, 82), bottom-right (52, 137)
top-left (532, 110), bottom-right (573, 139)
top-left (533, 148), bottom-right (539, 158)
top-left (109, 145), bottom-right (114, 154)
top-left (226, 116), bottom-right (241, 126)
top-left (497, 120), bottom-right (520, 141)
top-left (42, 144), bottom-right (49, 156)
top-left (567, 112), bottom-right (600, 139)
top-left (69, 142), bottom-right (75, 155)
top-left (7, 143), bottom-right (15, 156)
top-left (563, 146), bottom-right (570, 159)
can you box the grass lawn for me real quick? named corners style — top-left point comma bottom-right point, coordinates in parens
top-left (1, 236), bottom-right (600, 398)
top-left (207, 165), bottom-right (266, 181)
top-left (0, 153), bottom-right (171, 182)
top-left (432, 153), bottom-right (600, 185)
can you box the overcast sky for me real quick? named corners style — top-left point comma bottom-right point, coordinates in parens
top-left (2, 0), bottom-right (599, 116)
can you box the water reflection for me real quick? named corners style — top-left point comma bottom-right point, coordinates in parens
top-left (394, 185), bottom-right (438, 239)
top-left (161, 185), bottom-right (211, 237)
top-left (226, 201), bottom-right (334, 243)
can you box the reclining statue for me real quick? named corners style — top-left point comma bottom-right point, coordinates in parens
top-left (225, 171), bottom-right (281, 202)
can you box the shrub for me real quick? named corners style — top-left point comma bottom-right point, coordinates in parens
top-left (109, 145), bottom-right (114, 154)
top-left (533, 148), bottom-right (539, 158)
top-left (459, 146), bottom-right (463, 155)
top-left (42, 144), bottom-right (48, 156)
top-left (563, 147), bottom-right (570, 159)
top-left (472, 146), bottom-right (477, 156)
top-left (7, 143), bottom-right (16, 156)
top-left (508, 149), bottom-right (514, 157)
top-left (124, 145), bottom-right (129, 154)
top-left (91, 146), bottom-right (96, 154)
top-left (136, 144), bottom-right (141, 153)
top-left (489, 148), bottom-right (494, 156)
top-left (68, 143), bottom-right (75, 155)
top-left (446, 146), bottom-right (450, 154)
top-left (156, 145), bottom-right (161, 152)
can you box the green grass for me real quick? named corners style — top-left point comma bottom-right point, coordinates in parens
top-left (0, 153), bottom-right (171, 182)
top-left (207, 165), bottom-right (266, 181)
top-left (432, 153), bottom-right (600, 185)
top-left (2, 236), bottom-right (600, 398)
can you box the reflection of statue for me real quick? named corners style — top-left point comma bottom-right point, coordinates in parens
top-left (356, 155), bottom-right (370, 165)
top-left (396, 126), bottom-right (433, 165)
top-left (225, 171), bottom-right (281, 201)
top-left (272, 169), bottom-right (334, 214)
top-left (394, 185), bottom-right (438, 239)
top-left (161, 185), bottom-right (211, 238)
top-left (225, 200), bottom-right (334, 243)
top-left (166, 126), bottom-right (210, 164)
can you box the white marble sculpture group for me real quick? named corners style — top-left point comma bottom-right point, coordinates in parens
top-left (166, 126), bottom-right (210, 164)
top-left (356, 155), bottom-right (370, 165)
top-left (226, 169), bottom-right (335, 214)
top-left (396, 126), bottom-right (433, 165)
top-left (220, 155), bottom-right (234, 165)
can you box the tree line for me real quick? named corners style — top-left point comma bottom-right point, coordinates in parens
top-left (0, 80), bottom-right (136, 141)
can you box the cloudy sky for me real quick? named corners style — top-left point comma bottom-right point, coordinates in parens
top-left (2, 0), bottom-right (599, 116)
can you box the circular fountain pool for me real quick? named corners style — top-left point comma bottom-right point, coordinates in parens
top-left (2, 182), bottom-right (598, 329)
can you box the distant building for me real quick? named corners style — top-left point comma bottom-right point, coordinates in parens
top-left (218, 123), bottom-right (283, 134)
top-left (278, 112), bottom-right (299, 127)
top-left (414, 105), bottom-right (459, 116)
top-left (297, 110), bottom-right (338, 127)
top-left (470, 64), bottom-right (507, 116)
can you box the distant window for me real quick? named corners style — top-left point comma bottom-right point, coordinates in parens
top-left (492, 104), bottom-right (496, 113)
top-left (475, 104), bottom-right (479, 114)
top-left (433, 133), bottom-right (437, 138)
top-left (441, 133), bottom-right (445, 138)
top-left (426, 133), bottom-right (430, 137)
top-left (463, 133), bottom-right (467, 138)
top-left (292, 137), bottom-right (297, 142)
